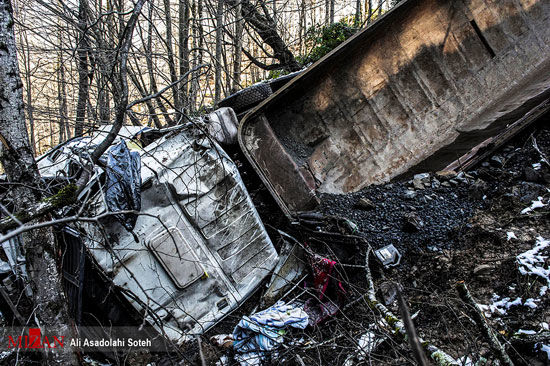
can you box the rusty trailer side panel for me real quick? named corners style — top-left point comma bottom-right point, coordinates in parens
top-left (239, 0), bottom-right (550, 216)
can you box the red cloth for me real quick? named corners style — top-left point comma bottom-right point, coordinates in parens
top-left (305, 254), bottom-right (346, 326)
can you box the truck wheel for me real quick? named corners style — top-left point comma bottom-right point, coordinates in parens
top-left (218, 83), bottom-right (272, 114)
top-left (268, 70), bottom-right (302, 92)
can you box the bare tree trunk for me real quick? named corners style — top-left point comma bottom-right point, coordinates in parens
top-left (189, 0), bottom-right (203, 112)
top-left (223, 41), bottom-right (231, 96)
top-left (75, 0), bottom-right (90, 136)
top-left (272, 0), bottom-right (276, 27)
top-left (298, 0), bottom-right (305, 55)
top-left (179, 0), bottom-right (190, 113)
top-left (18, 31), bottom-right (36, 154)
top-left (231, 0), bottom-right (243, 93)
top-left (98, 85), bottom-right (110, 124)
top-left (226, 0), bottom-right (300, 71)
top-left (147, 0), bottom-right (175, 125)
top-left (163, 0), bottom-right (182, 117)
top-left (214, 0), bottom-right (224, 103)
top-left (57, 11), bottom-right (69, 142)
top-left (128, 64), bottom-right (163, 128)
top-left (251, 43), bottom-right (258, 82)
top-left (367, 0), bottom-right (372, 22)
top-left (355, 0), bottom-right (361, 26)
top-left (91, 0), bottom-right (146, 162)
top-left (0, 1), bottom-right (77, 364)
top-left (329, 0), bottom-right (334, 24)
top-left (117, 0), bottom-right (125, 33)
top-left (378, 0), bottom-right (382, 15)
top-left (57, 55), bottom-right (69, 142)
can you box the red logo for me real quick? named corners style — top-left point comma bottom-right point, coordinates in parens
top-left (7, 328), bottom-right (64, 349)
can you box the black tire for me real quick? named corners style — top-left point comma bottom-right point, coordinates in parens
top-left (267, 70), bottom-right (303, 92)
top-left (218, 83), bottom-right (272, 114)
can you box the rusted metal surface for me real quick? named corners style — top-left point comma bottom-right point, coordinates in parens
top-left (444, 98), bottom-right (550, 172)
top-left (239, 0), bottom-right (550, 216)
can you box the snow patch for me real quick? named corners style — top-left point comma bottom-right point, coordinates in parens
top-left (516, 236), bottom-right (550, 288)
top-left (478, 296), bottom-right (522, 316)
top-left (524, 298), bottom-right (538, 309)
top-left (541, 345), bottom-right (550, 361)
top-left (507, 231), bottom-right (517, 241)
top-left (521, 197), bottom-right (547, 214)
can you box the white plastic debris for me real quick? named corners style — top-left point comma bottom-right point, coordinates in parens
top-left (517, 329), bottom-right (536, 335)
top-left (82, 356), bottom-right (114, 366)
top-left (216, 355), bottom-right (229, 366)
top-left (506, 231), bottom-right (517, 241)
top-left (211, 334), bottom-right (234, 348)
top-left (456, 355), bottom-right (474, 366)
top-left (357, 331), bottom-right (385, 360)
top-left (343, 328), bottom-right (387, 365)
top-left (532, 162), bottom-right (542, 170)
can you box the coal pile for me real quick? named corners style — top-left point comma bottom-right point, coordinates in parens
top-left (318, 171), bottom-right (483, 254)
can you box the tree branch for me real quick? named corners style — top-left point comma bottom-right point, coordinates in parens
top-left (90, 0), bottom-right (147, 164)
top-left (127, 63), bottom-right (209, 110)
top-left (456, 281), bottom-right (515, 366)
top-left (242, 47), bottom-right (282, 70)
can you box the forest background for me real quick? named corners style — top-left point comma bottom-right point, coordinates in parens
top-left (14, 0), bottom-right (399, 155)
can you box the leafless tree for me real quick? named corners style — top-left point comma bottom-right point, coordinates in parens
top-left (0, 0), bottom-right (77, 363)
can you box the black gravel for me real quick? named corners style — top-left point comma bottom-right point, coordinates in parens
top-left (318, 179), bottom-right (483, 254)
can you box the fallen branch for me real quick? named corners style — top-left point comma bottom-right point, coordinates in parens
top-left (195, 334), bottom-right (207, 366)
top-left (0, 209), bottom-right (139, 244)
top-left (456, 281), bottom-right (515, 366)
top-left (396, 285), bottom-right (430, 366)
top-left (510, 331), bottom-right (550, 346)
top-left (363, 247), bottom-right (459, 365)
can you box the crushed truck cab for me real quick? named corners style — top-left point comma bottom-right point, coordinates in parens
top-left (81, 127), bottom-right (278, 343)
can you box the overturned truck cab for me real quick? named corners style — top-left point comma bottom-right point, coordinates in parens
top-left (86, 128), bottom-right (277, 343)
top-left (46, 122), bottom-right (278, 344)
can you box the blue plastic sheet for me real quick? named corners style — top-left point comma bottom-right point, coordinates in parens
top-left (105, 141), bottom-right (141, 231)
